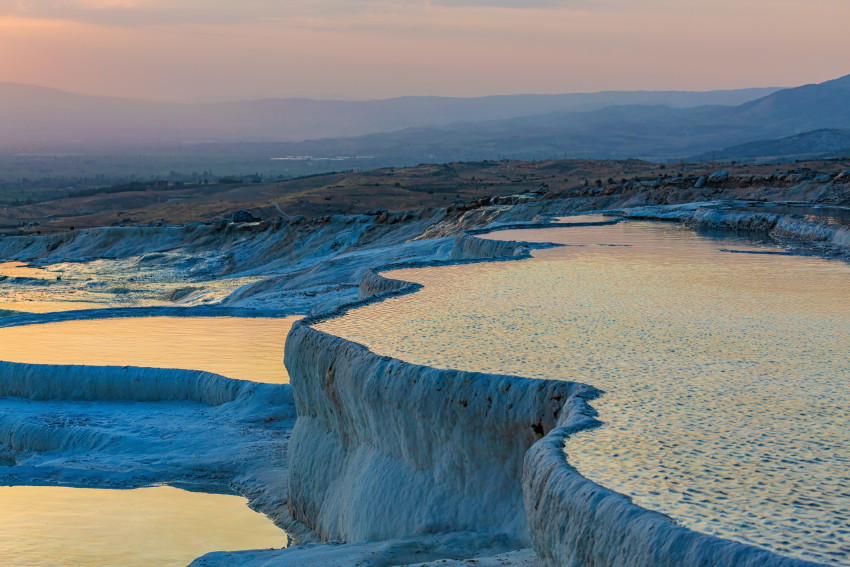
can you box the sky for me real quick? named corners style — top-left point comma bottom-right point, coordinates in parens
top-left (0, 0), bottom-right (849, 101)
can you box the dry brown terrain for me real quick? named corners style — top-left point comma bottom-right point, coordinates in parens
top-left (2, 158), bottom-right (849, 235)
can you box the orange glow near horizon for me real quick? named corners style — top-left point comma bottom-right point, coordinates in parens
top-left (1, 1), bottom-right (849, 101)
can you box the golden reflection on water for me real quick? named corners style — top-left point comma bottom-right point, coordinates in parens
top-left (0, 316), bottom-right (299, 383)
top-left (0, 261), bottom-right (269, 313)
top-left (0, 263), bottom-right (101, 312)
top-left (0, 262), bottom-right (52, 279)
top-left (0, 301), bottom-right (107, 313)
top-left (0, 486), bottom-right (286, 567)
top-left (317, 221), bottom-right (850, 564)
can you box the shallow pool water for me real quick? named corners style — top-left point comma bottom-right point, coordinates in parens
top-left (0, 259), bottom-right (269, 313)
top-left (0, 316), bottom-right (298, 383)
top-left (0, 485), bottom-right (287, 567)
top-left (0, 262), bottom-right (55, 279)
top-left (317, 221), bottom-right (850, 565)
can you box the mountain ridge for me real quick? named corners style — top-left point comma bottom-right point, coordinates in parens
top-left (692, 128), bottom-right (850, 162)
top-left (0, 82), bottom-right (781, 149)
top-left (254, 74), bottom-right (850, 163)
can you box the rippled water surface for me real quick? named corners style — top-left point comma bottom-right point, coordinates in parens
top-left (0, 316), bottom-right (297, 382)
top-left (0, 486), bottom-right (287, 566)
top-left (318, 220), bottom-right (850, 564)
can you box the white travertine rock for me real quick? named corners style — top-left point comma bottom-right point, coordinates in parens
top-left (285, 316), bottom-right (590, 545)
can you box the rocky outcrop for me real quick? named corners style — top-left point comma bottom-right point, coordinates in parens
top-left (450, 233), bottom-right (530, 260)
top-left (0, 360), bottom-right (293, 408)
top-left (357, 269), bottom-right (416, 300)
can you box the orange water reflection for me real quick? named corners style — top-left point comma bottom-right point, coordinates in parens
top-left (0, 316), bottom-right (299, 383)
top-left (0, 262), bottom-right (52, 279)
top-left (0, 485), bottom-right (287, 567)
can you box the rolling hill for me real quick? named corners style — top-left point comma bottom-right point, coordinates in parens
top-left (253, 74), bottom-right (850, 163)
top-left (692, 128), bottom-right (850, 162)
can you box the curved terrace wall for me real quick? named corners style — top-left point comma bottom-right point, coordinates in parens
top-left (773, 216), bottom-right (850, 247)
top-left (284, 318), bottom-right (590, 544)
top-left (285, 215), bottom-right (838, 566)
top-left (0, 360), bottom-right (293, 409)
top-left (523, 415), bottom-right (826, 567)
top-left (686, 207), bottom-right (782, 232)
top-left (686, 205), bottom-right (850, 251)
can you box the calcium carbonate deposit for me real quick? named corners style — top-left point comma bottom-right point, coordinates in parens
top-left (318, 220), bottom-right (850, 565)
top-left (0, 198), bottom-right (847, 566)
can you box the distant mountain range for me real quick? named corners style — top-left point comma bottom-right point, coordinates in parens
top-left (0, 83), bottom-right (778, 149)
top-left (1, 75), bottom-right (849, 166)
top-left (691, 128), bottom-right (850, 162)
top-left (254, 74), bottom-right (850, 164)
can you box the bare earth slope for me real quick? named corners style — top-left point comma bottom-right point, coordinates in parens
top-left (3, 158), bottom-right (849, 235)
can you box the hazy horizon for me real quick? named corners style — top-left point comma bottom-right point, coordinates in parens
top-left (2, 0), bottom-right (848, 102)
top-left (0, 78), bottom-right (791, 104)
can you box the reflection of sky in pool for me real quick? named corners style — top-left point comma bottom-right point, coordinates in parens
top-left (0, 486), bottom-right (287, 567)
top-left (0, 316), bottom-right (298, 383)
top-left (318, 221), bottom-right (850, 565)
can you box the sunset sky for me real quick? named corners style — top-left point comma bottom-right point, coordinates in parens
top-left (1, 0), bottom-right (849, 101)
